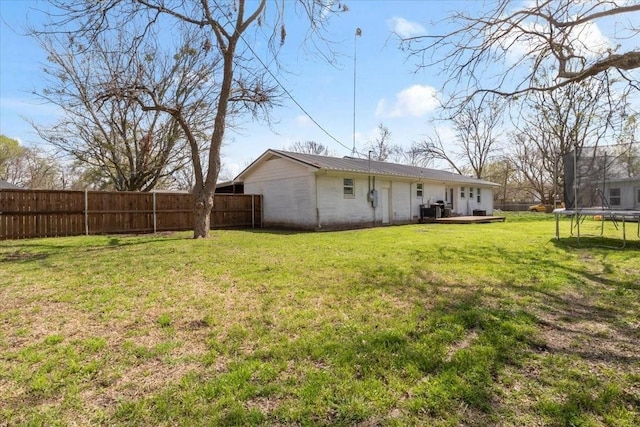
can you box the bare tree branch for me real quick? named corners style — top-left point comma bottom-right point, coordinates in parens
top-left (403, 0), bottom-right (640, 106)
top-left (33, 0), bottom-right (346, 237)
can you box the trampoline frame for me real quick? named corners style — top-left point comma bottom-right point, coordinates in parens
top-left (554, 208), bottom-right (640, 248)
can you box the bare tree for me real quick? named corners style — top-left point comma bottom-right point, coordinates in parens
top-left (509, 73), bottom-right (626, 203)
top-left (30, 29), bottom-right (206, 192)
top-left (403, 0), bottom-right (640, 105)
top-left (613, 114), bottom-right (640, 177)
top-left (36, 0), bottom-right (346, 238)
top-left (287, 141), bottom-right (331, 156)
top-left (367, 123), bottom-right (400, 161)
top-left (393, 142), bottom-right (433, 167)
top-left (509, 132), bottom-right (553, 203)
top-left (481, 158), bottom-right (529, 207)
top-left (417, 98), bottom-right (504, 178)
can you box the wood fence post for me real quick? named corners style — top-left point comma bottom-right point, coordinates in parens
top-left (84, 189), bottom-right (89, 236)
top-left (153, 192), bottom-right (157, 234)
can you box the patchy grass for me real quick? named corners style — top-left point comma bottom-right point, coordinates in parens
top-left (1, 213), bottom-right (639, 426)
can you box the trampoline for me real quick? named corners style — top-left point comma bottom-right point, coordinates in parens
top-left (554, 145), bottom-right (640, 248)
top-left (554, 208), bottom-right (640, 248)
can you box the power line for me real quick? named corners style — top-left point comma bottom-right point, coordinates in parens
top-left (227, 16), bottom-right (367, 158)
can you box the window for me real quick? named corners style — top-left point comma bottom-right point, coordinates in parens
top-left (416, 183), bottom-right (423, 198)
top-left (609, 188), bottom-right (621, 206)
top-left (636, 187), bottom-right (640, 204)
top-left (469, 187), bottom-right (474, 199)
top-left (477, 188), bottom-right (481, 203)
top-left (343, 178), bottom-right (355, 198)
top-left (460, 187), bottom-right (465, 198)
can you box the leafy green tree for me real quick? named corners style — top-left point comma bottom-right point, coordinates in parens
top-left (0, 135), bottom-right (25, 181)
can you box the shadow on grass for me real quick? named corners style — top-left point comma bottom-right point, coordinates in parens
top-left (348, 243), bottom-right (640, 424)
top-left (552, 235), bottom-right (640, 251)
top-left (233, 228), bottom-right (315, 236)
top-left (109, 290), bottom-right (536, 425)
top-left (0, 234), bottom-right (189, 264)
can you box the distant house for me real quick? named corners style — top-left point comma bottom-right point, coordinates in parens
top-left (603, 177), bottom-right (640, 210)
top-left (0, 179), bottom-right (20, 190)
top-left (234, 149), bottom-right (500, 230)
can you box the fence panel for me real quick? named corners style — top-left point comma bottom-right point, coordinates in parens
top-left (0, 189), bottom-right (261, 240)
top-left (155, 192), bottom-right (193, 231)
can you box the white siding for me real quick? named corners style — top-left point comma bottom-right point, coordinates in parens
top-left (604, 180), bottom-right (640, 209)
top-left (242, 155), bottom-right (497, 228)
top-left (392, 181), bottom-right (411, 222)
top-left (452, 185), bottom-right (495, 215)
top-left (243, 158), bottom-right (317, 229)
top-left (316, 175), bottom-right (377, 228)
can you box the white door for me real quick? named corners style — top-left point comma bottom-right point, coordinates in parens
top-left (381, 188), bottom-right (390, 224)
top-left (447, 187), bottom-right (454, 211)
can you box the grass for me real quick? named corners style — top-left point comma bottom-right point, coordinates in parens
top-left (1, 212), bottom-right (639, 426)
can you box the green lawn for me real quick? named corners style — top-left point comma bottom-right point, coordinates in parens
top-left (1, 213), bottom-right (639, 426)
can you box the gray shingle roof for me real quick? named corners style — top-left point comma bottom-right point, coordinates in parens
top-left (267, 150), bottom-right (499, 187)
top-left (0, 179), bottom-right (21, 189)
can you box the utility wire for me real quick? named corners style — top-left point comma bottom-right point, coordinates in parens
top-left (225, 16), bottom-right (367, 158)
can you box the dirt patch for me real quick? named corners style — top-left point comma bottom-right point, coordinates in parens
top-left (533, 288), bottom-right (640, 366)
top-left (444, 330), bottom-right (478, 362)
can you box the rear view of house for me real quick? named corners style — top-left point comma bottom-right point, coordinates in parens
top-left (235, 149), bottom-right (499, 230)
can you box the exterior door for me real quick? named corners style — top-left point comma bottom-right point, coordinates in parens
top-left (446, 187), bottom-right (455, 212)
top-left (381, 188), bottom-right (390, 224)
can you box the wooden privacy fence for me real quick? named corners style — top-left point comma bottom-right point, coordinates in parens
top-left (0, 189), bottom-right (262, 240)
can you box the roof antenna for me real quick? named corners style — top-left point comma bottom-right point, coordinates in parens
top-left (351, 27), bottom-right (362, 157)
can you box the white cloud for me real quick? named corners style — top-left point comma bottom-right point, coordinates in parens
top-left (376, 85), bottom-right (440, 118)
top-left (374, 99), bottom-right (388, 117)
top-left (295, 115), bottom-right (312, 127)
top-left (501, 18), bottom-right (612, 64)
top-left (573, 21), bottom-right (611, 56)
top-left (387, 17), bottom-right (426, 39)
top-left (227, 163), bottom-right (242, 178)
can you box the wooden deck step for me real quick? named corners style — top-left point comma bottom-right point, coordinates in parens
top-left (424, 216), bottom-right (506, 224)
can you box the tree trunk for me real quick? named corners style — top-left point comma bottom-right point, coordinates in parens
top-left (193, 187), bottom-right (214, 239)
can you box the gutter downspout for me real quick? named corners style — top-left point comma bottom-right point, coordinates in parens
top-left (368, 151), bottom-right (376, 226)
top-left (373, 176), bottom-right (376, 224)
top-left (315, 173), bottom-right (321, 229)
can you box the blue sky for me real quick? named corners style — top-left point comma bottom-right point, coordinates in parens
top-left (1, 0), bottom-right (473, 178)
top-left (1, 1), bottom-right (638, 179)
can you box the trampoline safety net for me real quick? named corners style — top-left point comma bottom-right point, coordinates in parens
top-left (563, 145), bottom-right (640, 210)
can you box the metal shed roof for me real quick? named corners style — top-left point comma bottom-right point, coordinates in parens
top-left (238, 149), bottom-right (499, 187)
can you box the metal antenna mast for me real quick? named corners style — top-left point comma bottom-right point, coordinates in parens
top-left (351, 28), bottom-right (362, 157)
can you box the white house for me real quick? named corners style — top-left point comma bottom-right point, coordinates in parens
top-left (603, 177), bottom-right (640, 210)
top-left (235, 149), bottom-right (500, 230)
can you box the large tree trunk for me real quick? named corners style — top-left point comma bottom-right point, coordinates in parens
top-left (193, 186), bottom-right (214, 238)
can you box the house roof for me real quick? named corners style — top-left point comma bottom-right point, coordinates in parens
top-left (236, 149), bottom-right (500, 187)
top-left (0, 179), bottom-right (21, 189)
top-left (601, 176), bottom-right (640, 184)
